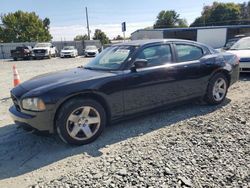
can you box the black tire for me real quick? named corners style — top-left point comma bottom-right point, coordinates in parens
top-left (13, 57), bottom-right (17, 61)
top-left (56, 98), bottom-right (106, 145)
top-left (204, 73), bottom-right (229, 105)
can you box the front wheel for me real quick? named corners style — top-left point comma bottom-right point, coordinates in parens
top-left (204, 73), bottom-right (228, 105)
top-left (56, 98), bottom-right (106, 145)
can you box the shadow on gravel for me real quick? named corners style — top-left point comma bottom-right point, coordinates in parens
top-left (240, 73), bottom-right (250, 81)
top-left (0, 99), bottom-right (231, 180)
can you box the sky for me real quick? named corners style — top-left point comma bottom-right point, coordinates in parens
top-left (0, 0), bottom-right (247, 41)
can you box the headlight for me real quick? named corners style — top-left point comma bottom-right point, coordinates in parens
top-left (22, 98), bottom-right (46, 111)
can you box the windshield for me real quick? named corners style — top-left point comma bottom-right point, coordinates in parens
top-left (35, 43), bottom-right (50, 48)
top-left (86, 46), bottom-right (97, 50)
top-left (85, 46), bottom-right (135, 70)
top-left (230, 38), bottom-right (250, 50)
top-left (63, 46), bottom-right (74, 50)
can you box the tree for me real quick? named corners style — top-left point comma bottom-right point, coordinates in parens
top-left (43, 18), bottom-right (50, 30)
top-left (74, 34), bottom-right (89, 41)
top-left (239, 1), bottom-right (250, 24)
top-left (0, 11), bottom-right (52, 42)
top-left (190, 2), bottom-right (241, 27)
top-left (154, 10), bottom-right (188, 29)
top-left (113, 35), bottom-right (123, 40)
top-left (93, 29), bottom-right (110, 44)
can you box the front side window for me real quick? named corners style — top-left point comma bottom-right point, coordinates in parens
top-left (137, 45), bottom-right (172, 67)
top-left (176, 44), bottom-right (203, 62)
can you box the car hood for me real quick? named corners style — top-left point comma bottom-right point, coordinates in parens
top-left (85, 49), bottom-right (98, 53)
top-left (227, 50), bottom-right (250, 58)
top-left (33, 47), bottom-right (50, 51)
top-left (61, 50), bottom-right (75, 53)
top-left (19, 68), bottom-right (113, 95)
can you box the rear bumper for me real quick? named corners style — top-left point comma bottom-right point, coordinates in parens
top-left (9, 105), bottom-right (54, 133)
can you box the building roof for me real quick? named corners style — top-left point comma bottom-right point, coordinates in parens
top-left (131, 25), bottom-right (250, 35)
top-left (112, 39), bottom-right (201, 47)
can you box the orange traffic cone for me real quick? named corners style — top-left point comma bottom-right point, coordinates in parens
top-left (13, 65), bottom-right (21, 87)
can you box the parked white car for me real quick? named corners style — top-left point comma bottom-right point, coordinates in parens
top-left (33, 43), bottom-right (57, 59)
top-left (60, 46), bottom-right (78, 58)
top-left (227, 37), bottom-right (250, 73)
top-left (84, 45), bottom-right (99, 57)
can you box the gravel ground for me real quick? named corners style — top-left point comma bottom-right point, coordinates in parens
top-left (0, 58), bottom-right (249, 188)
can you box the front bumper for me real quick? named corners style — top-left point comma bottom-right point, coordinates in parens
top-left (85, 52), bottom-right (96, 57)
top-left (9, 105), bottom-right (54, 133)
top-left (61, 53), bottom-right (74, 58)
top-left (33, 53), bottom-right (49, 58)
top-left (239, 62), bottom-right (250, 72)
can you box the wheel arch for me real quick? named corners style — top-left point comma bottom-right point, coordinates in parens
top-left (53, 92), bottom-right (111, 132)
top-left (209, 68), bottom-right (231, 86)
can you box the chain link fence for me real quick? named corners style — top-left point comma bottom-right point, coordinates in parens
top-left (0, 40), bottom-right (101, 59)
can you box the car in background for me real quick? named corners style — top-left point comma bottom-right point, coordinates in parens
top-left (84, 45), bottom-right (99, 57)
top-left (32, 43), bottom-right (57, 59)
top-left (9, 39), bottom-right (239, 145)
top-left (227, 37), bottom-right (250, 73)
top-left (11, 46), bottom-right (33, 61)
top-left (223, 35), bottom-right (246, 50)
top-left (60, 46), bottom-right (78, 58)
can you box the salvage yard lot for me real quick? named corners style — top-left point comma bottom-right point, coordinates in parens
top-left (0, 58), bottom-right (250, 187)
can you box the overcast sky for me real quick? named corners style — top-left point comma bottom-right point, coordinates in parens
top-left (0, 0), bottom-right (247, 41)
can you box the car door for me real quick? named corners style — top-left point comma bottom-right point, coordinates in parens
top-left (171, 43), bottom-right (210, 98)
top-left (123, 43), bottom-right (183, 115)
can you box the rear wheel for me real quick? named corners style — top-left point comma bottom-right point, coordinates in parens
top-left (56, 98), bottom-right (106, 145)
top-left (13, 57), bottom-right (17, 61)
top-left (204, 73), bottom-right (228, 105)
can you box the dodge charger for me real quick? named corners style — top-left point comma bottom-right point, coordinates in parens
top-left (9, 39), bottom-right (239, 145)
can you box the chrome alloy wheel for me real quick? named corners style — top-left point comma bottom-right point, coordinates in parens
top-left (66, 106), bottom-right (101, 140)
top-left (212, 78), bottom-right (227, 102)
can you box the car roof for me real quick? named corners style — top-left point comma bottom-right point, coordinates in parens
top-left (112, 39), bottom-right (205, 47)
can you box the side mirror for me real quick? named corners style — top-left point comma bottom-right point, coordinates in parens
top-left (134, 59), bottom-right (148, 68)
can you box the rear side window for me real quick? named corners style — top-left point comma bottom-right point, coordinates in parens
top-left (137, 45), bottom-right (172, 67)
top-left (176, 44), bottom-right (203, 62)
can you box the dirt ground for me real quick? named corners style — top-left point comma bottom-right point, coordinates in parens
top-left (0, 58), bottom-right (249, 188)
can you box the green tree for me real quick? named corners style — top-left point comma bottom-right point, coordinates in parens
top-left (113, 35), bottom-right (123, 40)
top-left (74, 34), bottom-right (89, 41)
top-left (93, 29), bottom-right (110, 44)
top-left (0, 11), bottom-right (52, 42)
top-left (190, 2), bottom-right (241, 27)
top-left (239, 1), bottom-right (250, 24)
top-left (154, 10), bottom-right (188, 29)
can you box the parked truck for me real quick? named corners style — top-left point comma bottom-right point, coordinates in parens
top-left (10, 46), bottom-right (33, 61)
top-left (32, 43), bottom-right (57, 59)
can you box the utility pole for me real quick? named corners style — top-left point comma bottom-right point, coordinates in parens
top-left (203, 3), bottom-right (206, 26)
top-left (85, 7), bottom-right (90, 40)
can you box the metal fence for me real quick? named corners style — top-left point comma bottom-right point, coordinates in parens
top-left (0, 40), bottom-right (101, 59)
